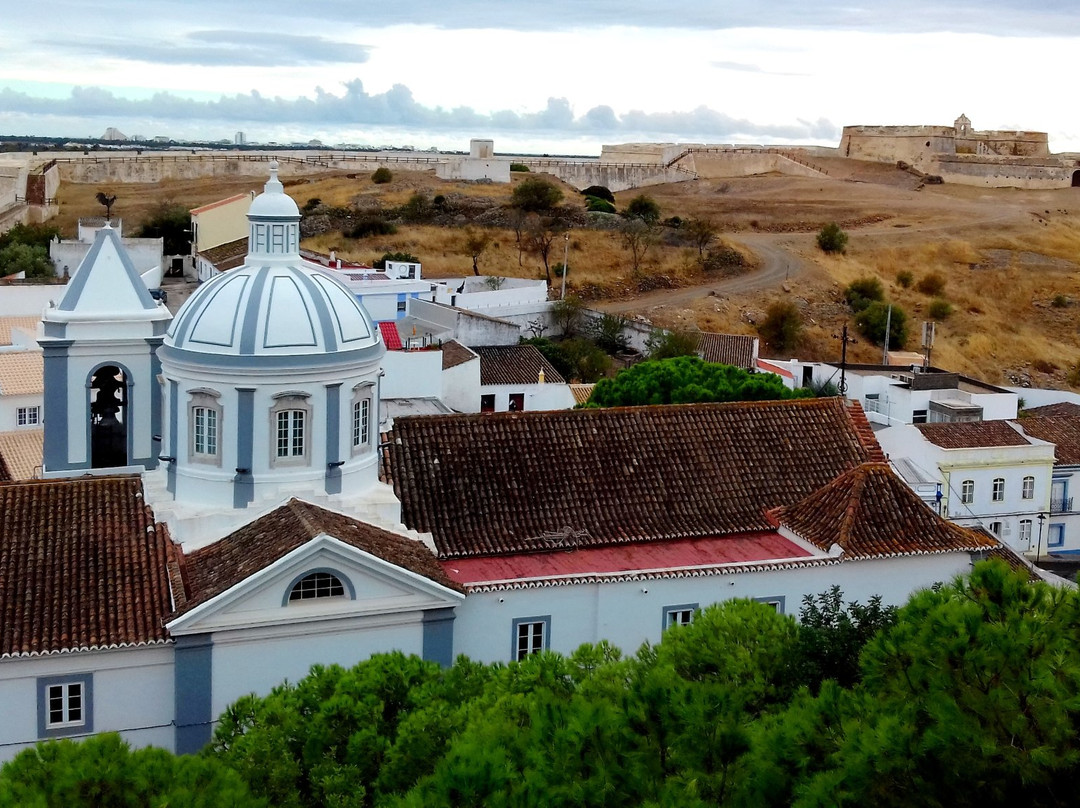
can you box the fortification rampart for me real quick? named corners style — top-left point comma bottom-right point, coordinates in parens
top-left (521, 159), bottom-right (691, 192)
top-left (956, 130), bottom-right (1049, 157)
top-left (932, 154), bottom-right (1080, 189)
top-left (840, 126), bottom-right (956, 168)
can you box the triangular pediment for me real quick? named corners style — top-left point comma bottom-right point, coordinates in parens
top-left (56, 227), bottom-right (160, 316)
top-left (167, 534), bottom-right (462, 635)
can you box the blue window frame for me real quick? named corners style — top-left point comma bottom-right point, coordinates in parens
top-left (1048, 524), bottom-right (1066, 548)
top-left (511, 615), bottom-right (551, 661)
top-left (662, 603), bottom-right (698, 631)
top-left (754, 595), bottom-right (787, 614)
top-left (37, 673), bottom-right (93, 738)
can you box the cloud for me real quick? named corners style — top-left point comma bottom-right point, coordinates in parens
top-left (0, 81), bottom-right (841, 142)
top-left (710, 61), bottom-right (806, 77)
top-left (54, 30), bottom-right (370, 67)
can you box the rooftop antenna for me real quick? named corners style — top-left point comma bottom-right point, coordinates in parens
top-left (839, 322), bottom-right (848, 396)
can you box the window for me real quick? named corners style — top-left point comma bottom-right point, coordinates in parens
top-left (188, 390), bottom-right (222, 464)
top-left (16, 406), bottom-right (40, 427)
top-left (270, 393), bottom-right (311, 466)
top-left (960, 479), bottom-right (974, 504)
top-left (754, 596), bottom-right (787, 614)
top-left (1019, 519), bottom-right (1033, 545)
top-left (912, 409), bottom-right (928, 424)
top-left (992, 477), bottom-right (1005, 502)
top-left (277, 410), bottom-right (305, 457)
top-left (37, 674), bottom-right (92, 738)
top-left (396, 299), bottom-right (407, 313)
top-left (480, 394), bottom-right (495, 413)
top-left (1022, 476), bottom-right (1035, 500)
top-left (508, 393), bottom-right (525, 412)
top-left (989, 521), bottom-right (1002, 537)
top-left (1048, 524), bottom-right (1065, 548)
top-left (288, 572), bottom-right (345, 602)
top-left (512, 616), bottom-right (551, 661)
top-left (663, 604), bottom-right (698, 630)
top-left (352, 399), bottom-right (370, 449)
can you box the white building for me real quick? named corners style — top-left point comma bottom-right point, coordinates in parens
top-left (0, 164), bottom-right (1026, 763)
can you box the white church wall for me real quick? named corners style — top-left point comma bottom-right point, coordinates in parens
top-left (208, 617), bottom-right (425, 718)
top-left (452, 553), bottom-right (977, 664)
top-left (0, 645), bottom-right (174, 763)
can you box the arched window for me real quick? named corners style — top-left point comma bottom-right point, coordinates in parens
top-left (288, 572), bottom-right (345, 602)
top-left (270, 392), bottom-right (311, 467)
top-left (1022, 476), bottom-right (1035, 500)
top-left (351, 382), bottom-right (375, 456)
top-left (188, 389), bottom-right (222, 465)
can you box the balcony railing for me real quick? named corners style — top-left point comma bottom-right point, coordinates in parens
top-left (1051, 496), bottom-right (1073, 513)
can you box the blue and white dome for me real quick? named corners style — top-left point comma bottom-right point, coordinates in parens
top-left (163, 163), bottom-right (382, 366)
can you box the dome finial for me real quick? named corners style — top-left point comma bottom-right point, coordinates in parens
top-left (264, 160), bottom-right (284, 195)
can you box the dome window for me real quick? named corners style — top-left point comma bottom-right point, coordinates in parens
top-left (270, 392), bottom-right (311, 468)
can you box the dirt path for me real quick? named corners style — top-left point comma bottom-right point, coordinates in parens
top-left (596, 232), bottom-right (815, 315)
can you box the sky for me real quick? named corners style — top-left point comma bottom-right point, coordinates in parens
top-left (2, 1), bottom-right (1079, 155)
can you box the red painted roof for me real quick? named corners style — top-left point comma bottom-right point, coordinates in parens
top-left (757, 358), bottom-right (794, 378)
top-left (439, 532), bottom-right (813, 585)
top-left (379, 321), bottom-right (403, 351)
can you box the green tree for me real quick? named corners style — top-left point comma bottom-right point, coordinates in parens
top-left (843, 277), bottom-right (884, 312)
top-left (625, 194), bottom-right (661, 224)
top-left (0, 733), bottom-right (263, 808)
top-left (587, 313), bottom-right (631, 354)
top-left (371, 166), bottom-right (392, 184)
top-left (137, 200), bottom-right (191, 255)
top-left (511, 176), bottom-right (563, 212)
top-left (816, 222), bottom-right (848, 254)
top-left (399, 192), bottom-right (434, 223)
top-left (758, 301), bottom-right (803, 352)
top-left (0, 243), bottom-right (53, 278)
top-left (619, 216), bottom-right (657, 274)
top-left (0, 222), bottom-right (60, 252)
top-left (462, 227), bottom-right (492, 276)
top-left (855, 301), bottom-right (908, 347)
top-left (645, 328), bottom-right (700, 360)
top-left (525, 212), bottom-right (567, 285)
top-left (586, 356), bottom-right (811, 407)
top-left (580, 185), bottom-right (615, 203)
top-left (522, 337), bottom-right (610, 383)
top-left (683, 217), bottom-right (718, 260)
top-left (550, 294), bottom-right (586, 337)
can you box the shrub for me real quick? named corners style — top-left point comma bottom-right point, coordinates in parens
top-left (347, 216), bottom-right (397, 238)
top-left (580, 185), bottom-right (614, 203)
top-left (625, 194), bottom-right (661, 224)
top-left (817, 222), bottom-right (848, 253)
top-left (703, 246), bottom-right (748, 274)
top-left (855, 301), bottom-right (908, 347)
top-left (928, 298), bottom-right (953, 320)
top-left (509, 162), bottom-right (530, 172)
top-left (915, 271), bottom-right (946, 296)
top-left (302, 197), bottom-right (322, 213)
top-left (372, 166), bottom-right (393, 184)
top-left (1052, 294), bottom-right (1069, 308)
top-left (758, 301), bottom-right (803, 352)
top-left (373, 251), bottom-right (419, 269)
top-left (584, 196), bottom-right (616, 214)
top-left (645, 329), bottom-right (700, 360)
top-left (896, 270), bottom-right (913, 288)
top-left (844, 277), bottom-right (884, 312)
top-left (399, 192), bottom-right (434, 222)
top-left (663, 216), bottom-right (683, 229)
top-left (511, 177), bottom-right (563, 212)
top-left (588, 313), bottom-right (631, 354)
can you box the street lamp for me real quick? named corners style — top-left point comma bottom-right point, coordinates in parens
top-left (1036, 511), bottom-right (1047, 565)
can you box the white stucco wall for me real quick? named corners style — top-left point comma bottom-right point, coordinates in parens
top-left (479, 382), bottom-right (576, 412)
top-left (0, 286), bottom-right (63, 317)
top-left (0, 392), bottom-right (43, 432)
top-left (0, 645), bottom-right (175, 762)
top-left (442, 358), bottom-right (480, 413)
top-left (381, 350), bottom-right (443, 400)
top-left (52, 239), bottom-right (163, 284)
top-left (453, 553), bottom-right (978, 664)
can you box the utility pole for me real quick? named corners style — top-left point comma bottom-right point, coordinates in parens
top-left (560, 231), bottom-right (570, 300)
top-left (839, 323), bottom-right (848, 396)
top-left (882, 304), bottom-right (892, 364)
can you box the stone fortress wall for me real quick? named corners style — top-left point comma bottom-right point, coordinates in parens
top-left (840, 115), bottom-right (1077, 189)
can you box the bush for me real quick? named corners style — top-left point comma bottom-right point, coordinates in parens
top-left (1052, 294), bottom-right (1070, 308)
top-left (663, 216), bottom-right (683, 229)
top-left (348, 217), bottom-right (397, 239)
top-left (509, 162), bottom-right (530, 172)
top-left (511, 177), bottom-right (563, 212)
top-left (916, 272), bottom-right (946, 296)
top-left (817, 222), bottom-right (848, 254)
top-left (928, 298), bottom-right (953, 320)
top-left (0, 243), bottom-right (54, 278)
top-left (855, 301), bottom-right (908, 347)
top-left (896, 270), bottom-right (913, 288)
top-left (588, 314), bottom-right (631, 354)
top-left (399, 192), bottom-right (434, 222)
top-left (758, 301), bottom-right (803, 352)
top-left (584, 196), bottom-right (616, 214)
top-left (625, 194), bottom-right (661, 224)
top-left (702, 245), bottom-right (748, 274)
top-left (645, 329), bottom-right (700, 360)
top-left (302, 197), bottom-right (322, 213)
top-left (373, 251), bottom-right (419, 269)
top-left (844, 277), bottom-right (885, 312)
top-left (580, 185), bottom-right (615, 203)
top-left (372, 166), bottom-right (393, 184)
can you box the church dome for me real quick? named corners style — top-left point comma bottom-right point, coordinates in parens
top-left (163, 164), bottom-right (382, 366)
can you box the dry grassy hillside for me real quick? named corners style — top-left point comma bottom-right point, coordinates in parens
top-left (52, 159), bottom-right (1080, 388)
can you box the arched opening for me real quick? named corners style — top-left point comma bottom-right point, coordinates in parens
top-left (90, 365), bottom-right (128, 468)
top-left (1072, 170), bottom-right (1080, 188)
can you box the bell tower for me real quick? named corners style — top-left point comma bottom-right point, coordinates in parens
top-left (39, 225), bottom-right (173, 473)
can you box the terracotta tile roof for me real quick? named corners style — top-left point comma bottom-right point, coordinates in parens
top-left (1022, 402), bottom-right (1080, 418)
top-left (770, 462), bottom-right (996, 559)
top-left (696, 332), bottom-right (758, 369)
top-left (0, 352), bottom-right (43, 396)
top-left (0, 316), bottom-right (40, 346)
top-left (197, 237), bottom-right (247, 272)
top-left (0, 454), bottom-right (9, 482)
top-left (387, 398), bottom-right (884, 559)
top-left (173, 499), bottom-right (462, 616)
top-left (0, 429), bottom-right (43, 480)
top-left (0, 476), bottom-right (174, 657)
top-left (979, 543), bottom-right (1041, 581)
top-left (441, 340), bottom-right (476, 370)
top-left (475, 345), bottom-right (565, 386)
top-left (379, 321), bottom-right (403, 351)
top-left (1016, 415), bottom-right (1080, 465)
top-left (915, 420), bottom-right (1029, 449)
top-left (569, 383), bottom-right (595, 405)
